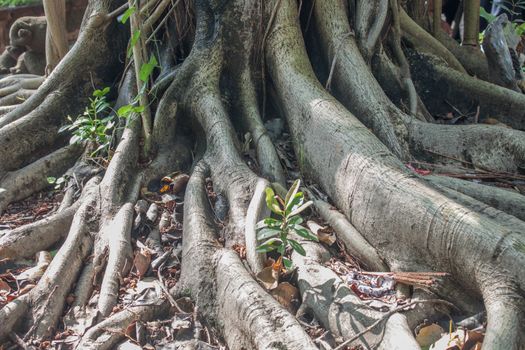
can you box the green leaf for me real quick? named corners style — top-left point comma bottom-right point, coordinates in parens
top-left (117, 104), bottom-right (133, 118)
top-left (256, 238), bottom-right (282, 253)
top-left (70, 134), bottom-right (82, 144)
top-left (256, 217), bottom-right (282, 230)
top-left (139, 55), bottom-right (158, 82)
top-left (282, 257), bottom-right (293, 270)
top-left (128, 29), bottom-right (141, 58)
top-left (93, 87), bottom-right (110, 98)
top-left (133, 105), bottom-right (145, 113)
top-left (292, 226), bottom-right (319, 242)
top-left (289, 239), bottom-right (306, 256)
top-left (47, 176), bottom-right (56, 184)
top-left (480, 7), bottom-right (496, 23)
top-left (119, 6), bottom-right (136, 24)
top-left (257, 227), bottom-right (281, 240)
top-left (285, 179), bottom-right (300, 208)
top-left (287, 216), bottom-right (303, 226)
top-left (287, 200), bottom-right (313, 218)
top-left (285, 192), bottom-right (304, 215)
top-left (265, 187), bottom-right (282, 215)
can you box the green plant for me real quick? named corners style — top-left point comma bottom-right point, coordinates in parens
top-left (479, 4), bottom-right (525, 43)
top-left (59, 87), bottom-right (120, 158)
top-left (46, 175), bottom-right (68, 190)
top-left (255, 180), bottom-right (318, 269)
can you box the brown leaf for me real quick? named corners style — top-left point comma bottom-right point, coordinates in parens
top-left (0, 279), bottom-right (10, 293)
top-left (416, 323), bottom-right (444, 347)
top-left (270, 282), bottom-right (299, 313)
top-left (133, 251), bottom-right (151, 278)
top-left (463, 330), bottom-right (484, 350)
top-left (256, 266), bottom-right (279, 290)
top-left (170, 174), bottom-right (190, 194)
top-left (307, 221), bottom-right (336, 245)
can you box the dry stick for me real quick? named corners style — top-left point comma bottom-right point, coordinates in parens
top-left (129, 0), bottom-right (153, 155)
top-left (261, 0), bottom-right (282, 120)
top-left (422, 148), bottom-right (525, 181)
top-left (146, 0), bottom-right (182, 44)
top-left (333, 299), bottom-right (455, 350)
top-left (433, 0), bottom-right (443, 36)
top-left (8, 332), bottom-right (28, 350)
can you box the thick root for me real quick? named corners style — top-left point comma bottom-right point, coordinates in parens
top-left (267, 2), bottom-right (525, 348)
top-left (427, 175), bottom-right (525, 221)
top-left (178, 162), bottom-right (317, 350)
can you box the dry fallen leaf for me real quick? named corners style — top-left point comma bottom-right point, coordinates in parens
top-left (256, 266), bottom-right (279, 290)
top-left (270, 282), bottom-right (299, 313)
top-left (0, 279), bottom-right (10, 293)
top-left (416, 323), bottom-right (444, 347)
top-left (307, 221), bottom-right (336, 245)
top-left (133, 250), bottom-right (151, 278)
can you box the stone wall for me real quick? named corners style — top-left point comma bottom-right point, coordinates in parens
top-left (0, 0), bottom-right (87, 52)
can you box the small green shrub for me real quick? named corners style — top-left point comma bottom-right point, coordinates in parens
top-left (59, 87), bottom-right (116, 158)
top-left (256, 179), bottom-right (318, 269)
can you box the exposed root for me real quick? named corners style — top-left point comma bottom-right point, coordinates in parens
top-left (399, 7), bottom-right (466, 73)
top-left (0, 144), bottom-right (82, 213)
top-left (408, 120), bottom-right (525, 173)
top-left (178, 162), bottom-right (316, 349)
top-left (267, 2), bottom-right (525, 349)
top-left (0, 89), bottom-right (35, 106)
top-left (307, 190), bottom-right (388, 272)
top-left (313, 0), bottom-right (410, 160)
top-left (245, 177), bottom-right (270, 274)
top-left (409, 51), bottom-right (525, 131)
top-left (97, 203), bottom-right (134, 317)
top-left (0, 200), bottom-right (79, 259)
top-left (426, 175), bottom-right (525, 221)
top-left (77, 302), bottom-right (170, 350)
top-left (294, 241), bottom-right (420, 350)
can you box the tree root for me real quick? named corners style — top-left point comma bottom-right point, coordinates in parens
top-left (267, 1), bottom-right (525, 348)
top-left (0, 200), bottom-right (79, 259)
top-left (426, 175), bottom-right (525, 221)
top-left (0, 143), bottom-right (82, 213)
top-left (307, 190), bottom-right (388, 272)
top-left (408, 50), bottom-right (525, 131)
top-left (407, 120), bottom-right (525, 173)
top-left (177, 162), bottom-right (317, 350)
top-left (294, 241), bottom-right (421, 350)
top-left (313, 0), bottom-right (410, 160)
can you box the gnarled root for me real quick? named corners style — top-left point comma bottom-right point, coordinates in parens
top-left (266, 1), bottom-right (525, 348)
top-left (177, 162), bottom-right (317, 350)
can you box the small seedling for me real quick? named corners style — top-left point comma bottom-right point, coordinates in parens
top-left (256, 179), bottom-right (318, 269)
top-left (46, 176), bottom-right (67, 190)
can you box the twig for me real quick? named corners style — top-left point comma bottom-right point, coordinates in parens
top-left (9, 332), bottom-right (28, 350)
top-left (333, 299), bottom-right (454, 350)
top-left (106, 3), bottom-right (129, 20)
top-left (157, 262), bottom-right (184, 313)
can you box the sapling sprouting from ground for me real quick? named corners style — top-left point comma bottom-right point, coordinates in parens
top-left (256, 179), bottom-right (318, 269)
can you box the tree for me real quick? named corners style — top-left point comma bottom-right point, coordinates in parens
top-left (1, 0), bottom-right (525, 349)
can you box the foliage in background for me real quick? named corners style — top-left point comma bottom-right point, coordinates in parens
top-left (256, 180), bottom-right (317, 269)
